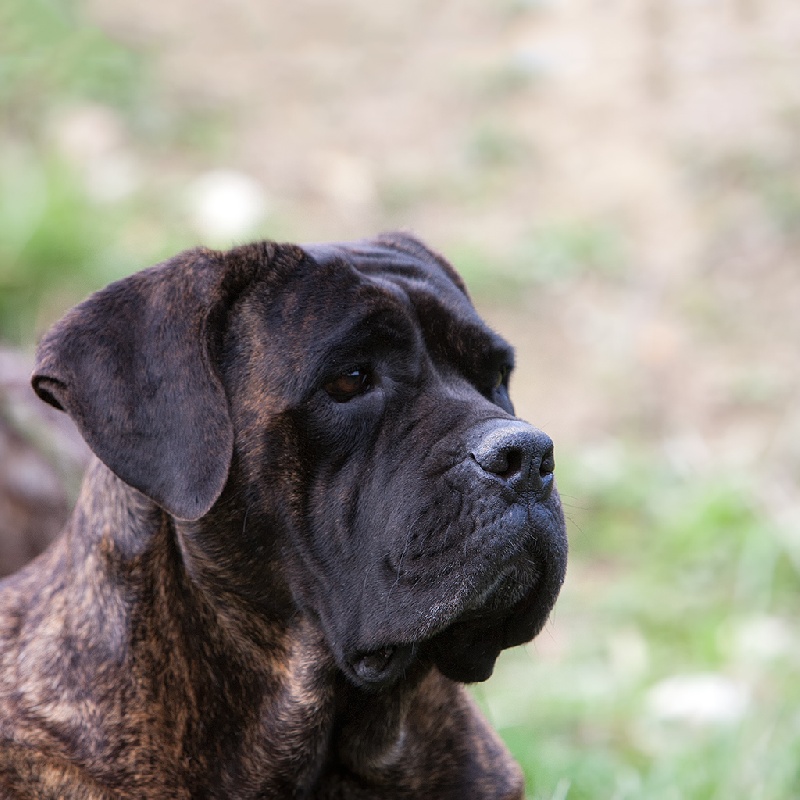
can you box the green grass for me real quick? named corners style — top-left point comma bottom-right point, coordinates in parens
top-left (474, 448), bottom-right (800, 799)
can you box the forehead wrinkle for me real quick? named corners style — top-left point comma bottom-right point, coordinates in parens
top-left (403, 282), bottom-right (514, 364)
top-left (244, 257), bottom-right (424, 405)
top-left (354, 267), bottom-right (516, 383)
top-left (304, 237), bottom-right (469, 306)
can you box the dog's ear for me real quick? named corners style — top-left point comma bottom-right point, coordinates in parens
top-left (32, 245), bottom-right (263, 521)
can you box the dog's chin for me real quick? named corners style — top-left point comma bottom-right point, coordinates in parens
top-left (341, 626), bottom-right (501, 692)
top-left (420, 553), bottom-right (568, 683)
top-left (427, 630), bottom-right (501, 684)
top-left (422, 595), bottom-right (540, 684)
top-left (340, 568), bottom-right (556, 691)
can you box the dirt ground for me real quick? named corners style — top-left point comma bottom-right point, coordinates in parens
top-left (7, 0), bottom-right (800, 543)
top-left (83, 0), bottom-right (800, 520)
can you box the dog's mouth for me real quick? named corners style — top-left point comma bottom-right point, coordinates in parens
top-left (421, 561), bottom-right (550, 684)
top-left (347, 643), bottom-right (419, 688)
top-left (344, 561), bottom-right (545, 690)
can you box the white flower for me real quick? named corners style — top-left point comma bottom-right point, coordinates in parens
top-left (646, 673), bottom-right (750, 726)
top-left (187, 170), bottom-right (269, 240)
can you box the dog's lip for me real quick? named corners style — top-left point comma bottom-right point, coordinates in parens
top-left (360, 559), bottom-right (537, 652)
top-left (464, 572), bottom-right (508, 610)
top-left (457, 560), bottom-right (537, 618)
top-left (391, 542), bottom-right (541, 641)
top-left (339, 497), bottom-right (564, 686)
top-left (340, 561), bottom-right (545, 689)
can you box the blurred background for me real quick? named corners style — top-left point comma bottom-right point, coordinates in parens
top-left (1, 0), bottom-right (799, 797)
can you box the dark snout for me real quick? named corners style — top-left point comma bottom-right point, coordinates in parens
top-left (333, 417), bottom-right (567, 691)
top-left (470, 422), bottom-right (555, 500)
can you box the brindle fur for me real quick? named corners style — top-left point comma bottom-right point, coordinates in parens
top-left (0, 233), bottom-right (567, 799)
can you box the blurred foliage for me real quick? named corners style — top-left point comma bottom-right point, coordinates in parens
top-left (440, 220), bottom-right (628, 302)
top-left (0, 0), bottom-right (146, 342)
top-left (0, 149), bottom-right (126, 342)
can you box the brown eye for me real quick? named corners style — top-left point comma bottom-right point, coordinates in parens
top-left (324, 368), bottom-right (372, 402)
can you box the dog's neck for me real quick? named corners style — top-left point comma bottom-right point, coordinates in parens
top-left (22, 458), bottom-right (421, 795)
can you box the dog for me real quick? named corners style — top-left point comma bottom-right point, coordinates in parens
top-left (0, 233), bottom-right (567, 799)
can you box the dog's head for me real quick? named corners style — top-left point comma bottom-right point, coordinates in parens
top-left (33, 233), bottom-right (567, 690)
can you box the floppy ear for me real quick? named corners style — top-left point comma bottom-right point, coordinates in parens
top-left (32, 246), bottom-right (259, 521)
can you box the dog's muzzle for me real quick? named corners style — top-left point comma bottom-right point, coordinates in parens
top-left (342, 420), bottom-right (566, 691)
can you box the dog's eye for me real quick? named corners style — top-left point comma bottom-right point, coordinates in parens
top-left (324, 368), bottom-right (373, 402)
top-left (493, 365), bottom-right (511, 391)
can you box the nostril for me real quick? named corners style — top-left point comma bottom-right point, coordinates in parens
top-left (539, 445), bottom-right (555, 479)
top-left (497, 448), bottom-right (523, 481)
top-left (471, 444), bottom-right (525, 481)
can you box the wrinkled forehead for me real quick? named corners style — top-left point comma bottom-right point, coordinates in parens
top-left (233, 238), bottom-right (515, 404)
top-left (303, 236), bottom-right (466, 292)
top-left (301, 236), bottom-right (515, 368)
top-left (303, 237), bottom-right (480, 329)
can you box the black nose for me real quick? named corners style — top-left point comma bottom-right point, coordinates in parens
top-left (470, 423), bottom-right (555, 497)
